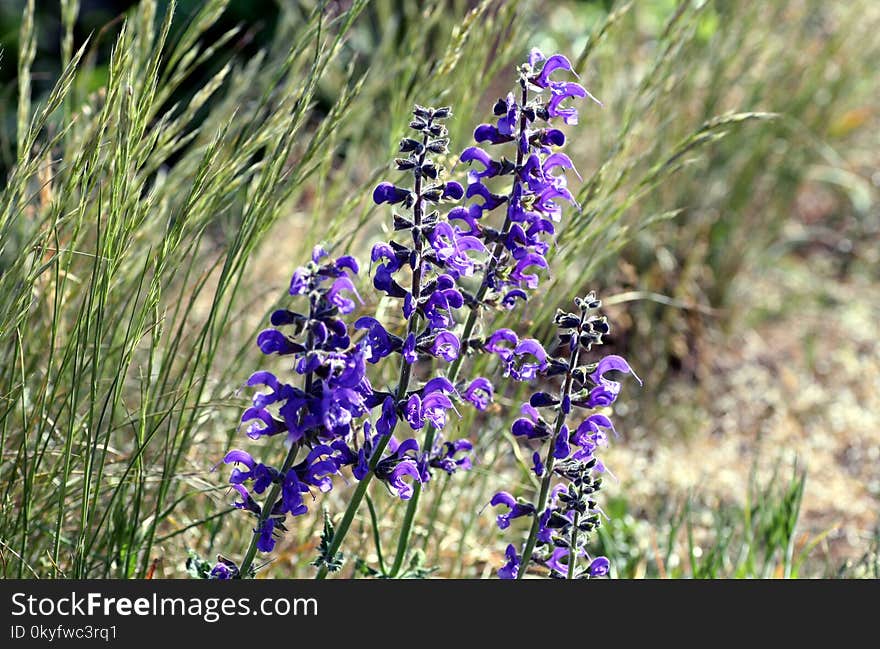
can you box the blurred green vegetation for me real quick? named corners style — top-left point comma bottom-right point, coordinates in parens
top-left (0, 0), bottom-right (876, 578)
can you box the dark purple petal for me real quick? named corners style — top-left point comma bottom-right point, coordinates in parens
top-left (442, 181), bottom-right (464, 200)
top-left (540, 129), bottom-right (566, 147)
top-left (256, 518), bottom-right (276, 553)
top-left (511, 417), bottom-right (537, 438)
top-left (532, 451), bottom-right (545, 477)
top-left (474, 124), bottom-right (514, 145)
top-left (373, 182), bottom-right (411, 205)
top-left (553, 427), bottom-right (571, 459)
top-left (256, 329), bottom-right (303, 356)
top-left (501, 289), bottom-right (528, 309)
top-left (376, 395), bottom-right (398, 436)
top-left (403, 333), bottom-right (417, 364)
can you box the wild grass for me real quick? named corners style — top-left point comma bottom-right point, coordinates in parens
top-left (1, 0), bottom-right (876, 578)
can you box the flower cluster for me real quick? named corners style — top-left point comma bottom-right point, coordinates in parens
top-left (362, 105), bottom-right (498, 478)
top-left (491, 294), bottom-right (640, 579)
top-left (211, 49), bottom-right (630, 581)
top-left (453, 48), bottom-right (599, 312)
top-left (218, 106), bottom-right (500, 576)
top-left (220, 246), bottom-right (372, 556)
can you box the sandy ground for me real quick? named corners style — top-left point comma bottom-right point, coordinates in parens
top-left (605, 250), bottom-right (879, 573)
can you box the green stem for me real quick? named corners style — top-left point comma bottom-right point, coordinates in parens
top-left (237, 442), bottom-right (302, 578)
top-left (388, 82), bottom-right (531, 577)
top-left (365, 495), bottom-right (387, 575)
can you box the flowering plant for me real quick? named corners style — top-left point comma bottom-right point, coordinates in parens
top-left (202, 49), bottom-right (638, 580)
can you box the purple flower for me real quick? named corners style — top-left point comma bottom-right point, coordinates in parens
top-left (498, 544), bottom-right (520, 580)
top-left (428, 439), bottom-right (473, 475)
top-left (442, 181), bottom-right (465, 200)
top-left (429, 331), bottom-right (460, 362)
top-left (373, 182), bottom-right (411, 205)
top-left (587, 556), bottom-right (610, 578)
top-left (388, 461), bottom-right (421, 500)
top-left (511, 403), bottom-right (550, 440)
top-left (590, 354), bottom-right (642, 387)
top-left (223, 450), bottom-right (276, 493)
top-left (510, 338), bottom-right (548, 381)
top-left (531, 53), bottom-right (575, 89)
top-left (326, 276), bottom-right (361, 314)
top-left (373, 437), bottom-right (423, 500)
top-left (256, 329), bottom-right (304, 356)
top-left (209, 560), bottom-right (239, 580)
top-left (486, 328), bottom-right (518, 362)
top-left (463, 377), bottom-right (494, 411)
top-left (490, 492), bottom-right (536, 530)
top-left (474, 123), bottom-right (514, 145)
top-left (405, 389), bottom-right (456, 430)
top-left (354, 316), bottom-right (399, 363)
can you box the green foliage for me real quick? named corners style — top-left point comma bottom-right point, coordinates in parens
top-left (592, 464), bottom-right (816, 579)
top-left (0, 0), bottom-right (525, 578)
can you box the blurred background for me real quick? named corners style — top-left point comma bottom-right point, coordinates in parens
top-left (0, 0), bottom-right (877, 578)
